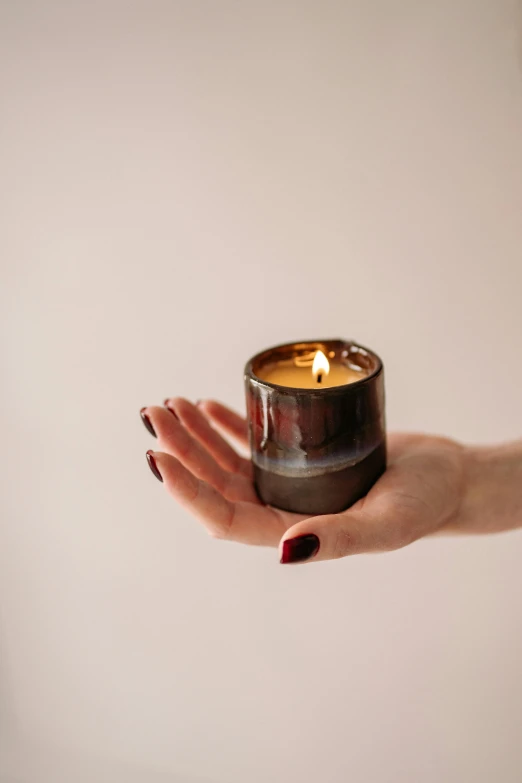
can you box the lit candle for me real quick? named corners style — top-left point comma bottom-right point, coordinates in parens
top-left (244, 339), bottom-right (386, 515)
top-left (258, 349), bottom-right (365, 389)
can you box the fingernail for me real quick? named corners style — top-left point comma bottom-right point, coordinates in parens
top-left (163, 400), bottom-right (179, 419)
top-left (140, 408), bottom-right (156, 437)
top-left (280, 534), bottom-right (320, 564)
top-left (146, 450), bottom-right (163, 482)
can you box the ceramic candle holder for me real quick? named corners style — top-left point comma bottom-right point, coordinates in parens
top-left (244, 339), bottom-right (386, 515)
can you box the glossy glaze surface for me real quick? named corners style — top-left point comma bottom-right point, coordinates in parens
top-left (245, 339), bottom-right (386, 514)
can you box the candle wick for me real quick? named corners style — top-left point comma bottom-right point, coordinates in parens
top-left (317, 373), bottom-right (323, 384)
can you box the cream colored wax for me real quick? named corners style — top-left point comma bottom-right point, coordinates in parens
top-left (258, 360), bottom-right (366, 389)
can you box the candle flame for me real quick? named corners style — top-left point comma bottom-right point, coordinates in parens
top-left (312, 350), bottom-right (330, 381)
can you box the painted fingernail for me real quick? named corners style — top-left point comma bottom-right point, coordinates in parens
top-left (146, 450), bottom-right (163, 482)
top-left (140, 408), bottom-right (156, 437)
top-left (280, 534), bottom-right (320, 564)
top-left (163, 400), bottom-right (179, 419)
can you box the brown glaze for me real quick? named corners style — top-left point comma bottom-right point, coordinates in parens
top-left (244, 339), bottom-right (386, 515)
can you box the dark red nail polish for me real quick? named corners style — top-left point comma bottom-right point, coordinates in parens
top-left (163, 400), bottom-right (178, 419)
top-left (280, 534), bottom-right (320, 564)
top-left (140, 408), bottom-right (156, 437)
top-left (146, 450), bottom-right (163, 482)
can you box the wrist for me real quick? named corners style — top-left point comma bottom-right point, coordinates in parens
top-left (457, 441), bottom-right (522, 535)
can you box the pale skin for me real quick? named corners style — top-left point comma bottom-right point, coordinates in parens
top-left (141, 399), bottom-right (522, 564)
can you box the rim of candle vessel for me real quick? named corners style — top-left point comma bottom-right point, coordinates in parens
top-left (245, 338), bottom-right (383, 395)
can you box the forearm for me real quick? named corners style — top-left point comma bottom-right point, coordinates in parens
top-left (456, 440), bottom-right (522, 534)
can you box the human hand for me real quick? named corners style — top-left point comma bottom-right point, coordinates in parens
top-left (140, 399), bottom-right (481, 564)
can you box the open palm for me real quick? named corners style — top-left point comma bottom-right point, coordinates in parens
top-left (141, 399), bottom-right (466, 563)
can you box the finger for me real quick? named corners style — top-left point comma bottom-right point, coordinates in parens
top-left (279, 451), bottom-right (454, 563)
top-left (167, 398), bottom-right (251, 478)
top-left (197, 400), bottom-right (249, 449)
top-left (147, 450), bottom-right (288, 546)
top-left (143, 406), bottom-right (257, 502)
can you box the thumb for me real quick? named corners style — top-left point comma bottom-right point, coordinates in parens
top-left (278, 441), bottom-right (463, 564)
top-left (279, 489), bottom-right (435, 564)
top-left (279, 510), bottom-right (397, 564)
top-left (279, 441), bottom-right (461, 564)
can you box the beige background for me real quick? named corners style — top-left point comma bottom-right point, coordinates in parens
top-left (2, 2), bottom-right (522, 782)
